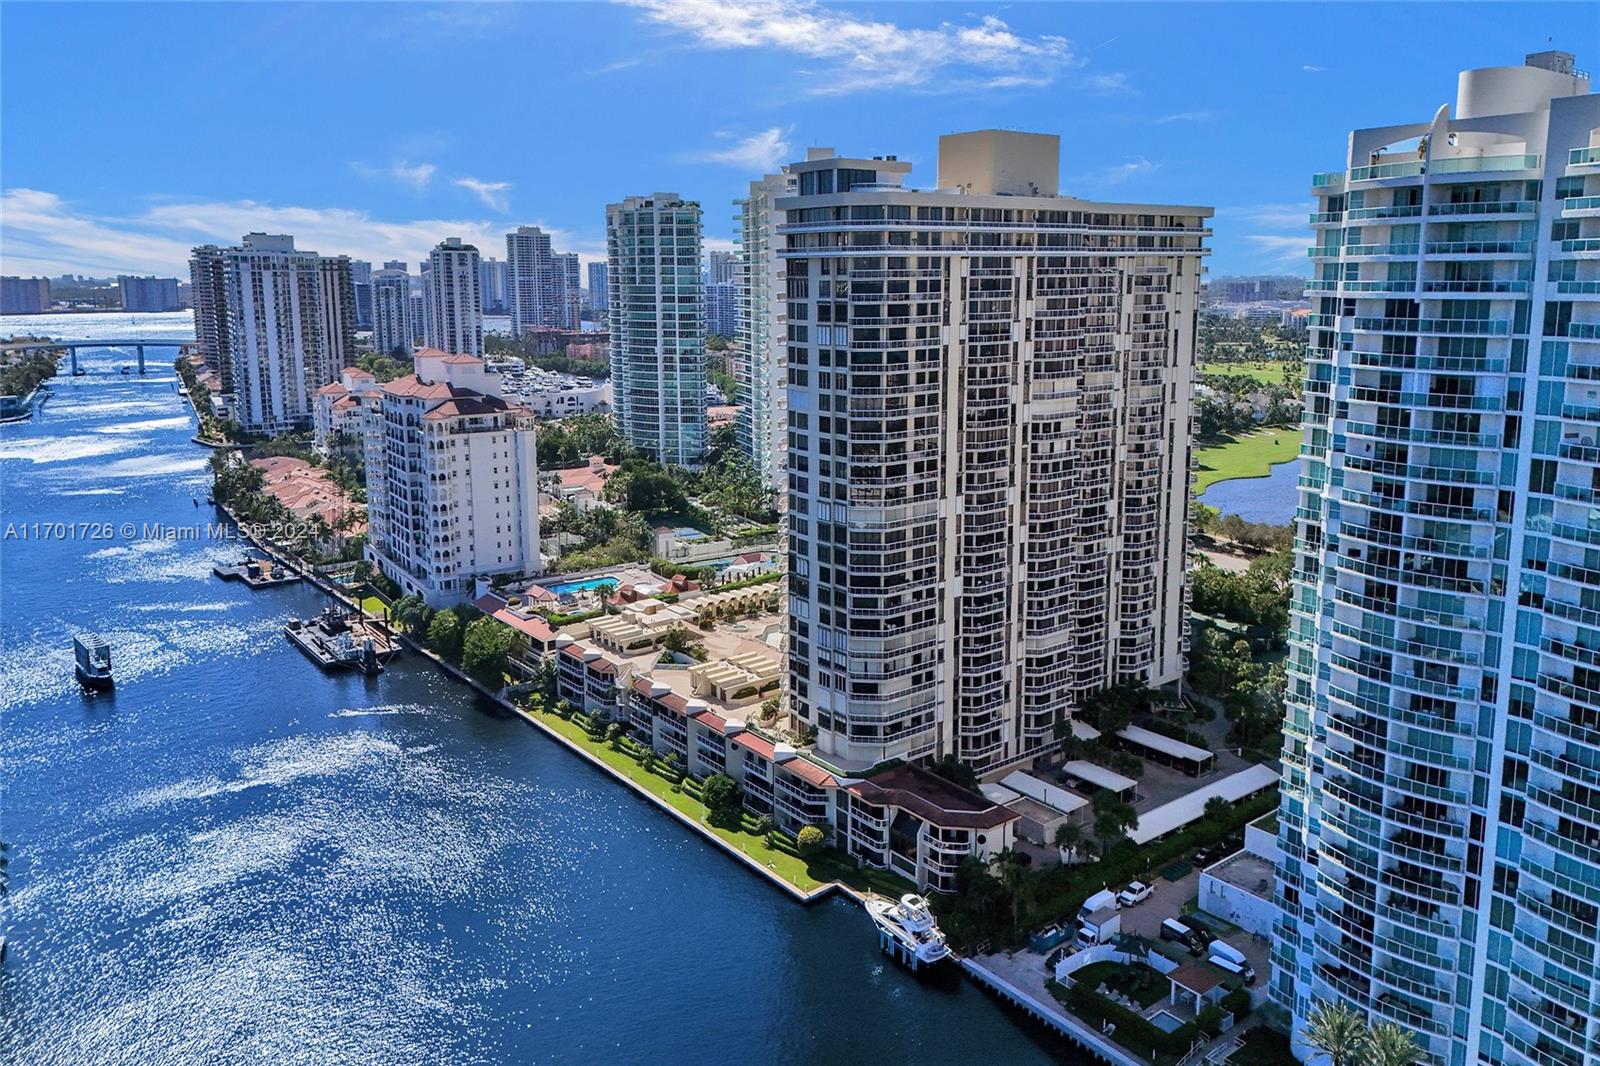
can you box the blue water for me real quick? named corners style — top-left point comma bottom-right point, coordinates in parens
top-left (1198, 457), bottom-right (1303, 525)
top-left (0, 315), bottom-right (1078, 1064)
top-left (542, 576), bottom-right (619, 597)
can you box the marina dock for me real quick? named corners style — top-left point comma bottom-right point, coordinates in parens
top-left (285, 605), bottom-right (396, 675)
top-left (213, 555), bottom-right (301, 589)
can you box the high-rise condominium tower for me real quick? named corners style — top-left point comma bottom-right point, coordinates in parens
top-left (735, 172), bottom-right (793, 489)
top-left (1274, 53), bottom-right (1597, 1066)
top-left (707, 249), bottom-right (736, 285)
top-left (777, 133), bottom-right (1209, 773)
top-left (371, 262), bottom-right (412, 357)
top-left (317, 255), bottom-right (358, 371)
top-left (506, 226), bottom-right (578, 333)
top-left (555, 252), bottom-right (581, 331)
top-left (606, 193), bottom-right (708, 466)
top-left (224, 233), bottom-right (335, 434)
top-left (188, 245), bottom-right (232, 386)
top-left (350, 259), bottom-right (373, 329)
top-left (424, 238), bottom-right (483, 356)
top-left (478, 257), bottom-right (508, 315)
top-left (362, 349), bottom-right (541, 606)
top-left (587, 260), bottom-right (609, 315)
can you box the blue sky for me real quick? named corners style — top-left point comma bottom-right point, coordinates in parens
top-left (0, 1), bottom-right (1587, 279)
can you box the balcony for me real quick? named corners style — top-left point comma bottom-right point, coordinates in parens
top-left (1350, 316), bottom-right (1511, 335)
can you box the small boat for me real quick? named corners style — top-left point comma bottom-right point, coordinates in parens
top-left (866, 893), bottom-right (951, 970)
top-left (73, 632), bottom-right (115, 691)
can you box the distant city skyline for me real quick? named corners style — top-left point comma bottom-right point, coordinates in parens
top-left (0, 2), bottom-right (1583, 280)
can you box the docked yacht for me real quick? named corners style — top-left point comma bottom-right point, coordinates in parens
top-left (865, 893), bottom-right (951, 969)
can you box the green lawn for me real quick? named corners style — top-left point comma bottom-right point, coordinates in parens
top-left (1071, 961), bottom-right (1168, 1008)
top-left (1231, 1026), bottom-right (1294, 1066)
top-left (1200, 360), bottom-right (1298, 385)
top-left (525, 706), bottom-right (912, 897)
top-left (358, 595), bottom-right (390, 619)
top-left (1193, 427), bottom-right (1301, 492)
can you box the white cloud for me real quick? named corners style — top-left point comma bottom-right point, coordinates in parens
top-left (621, 0), bottom-right (1082, 94)
top-left (690, 127), bottom-right (792, 172)
top-left (352, 159), bottom-right (437, 190)
top-left (1218, 202), bottom-right (1311, 231)
top-left (453, 177), bottom-right (513, 212)
top-left (1080, 158), bottom-right (1159, 188)
top-left (0, 187), bottom-right (609, 276)
top-left (1303, 65), bottom-right (1325, 73)
top-left (1244, 234), bottom-right (1311, 265)
top-left (1151, 110), bottom-right (1217, 125)
top-left (0, 189), bottom-right (197, 277)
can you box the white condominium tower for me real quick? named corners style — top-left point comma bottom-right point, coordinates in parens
top-left (371, 262), bottom-right (412, 356)
top-left (224, 233), bottom-right (337, 434)
top-left (317, 255), bottom-right (358, 371)
top-left (606, 193), bottom-right (708, 466)
top-left (1274, 53), bottom-right (1597, 1066)
top-left (506, 226), bottom-right (579, 333)
top-left (735, 172), bottom-right (794, 489)
top-left (424, 237), bottom-right (483, 356)
top-left (363, 349), bottom-right (541, 606)
top-left (778, 132), bottom-right (1208, 772)
top-left (188, 244), bottom-right (232, 386)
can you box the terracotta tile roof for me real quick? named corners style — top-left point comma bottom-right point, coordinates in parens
top-left (1168, 961), bottom-right (1229, 996)
top-left (629, 677), bottom-right (690, 714)
top-left (779, 757), bottom-right (837, 789)
top-left (316, 381), bottom-right (349, 397)
top-left (441, 354), bottom-right (482, 364)
top-left (733, 731), bottom-right (775, 759)
top-left (691, 709), bottom-right (727, 734)
top-left (846, 764), bottom-right (1019, 830)
top-left (475, 595), bottom-right (555, 641)
top-left (421, 396), bottom-right (506, 420)
top-left (345, 368), bottom-right (375, 380)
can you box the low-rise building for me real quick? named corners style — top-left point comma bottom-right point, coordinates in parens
top-left (839, 764), bottom-right (1019, 893)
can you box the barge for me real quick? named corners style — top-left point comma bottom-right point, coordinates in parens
top-left (213, 555), bottom-right (301, 589)
top-left (285, 605), bottom-right (394, 675)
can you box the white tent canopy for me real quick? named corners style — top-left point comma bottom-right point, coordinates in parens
top-left (1000, 770), bottom-right (1089, 816)
top-left (1127, 763), bottom-right (1279, 845)
top-left (1117, 724), bottom-right (1213, 765)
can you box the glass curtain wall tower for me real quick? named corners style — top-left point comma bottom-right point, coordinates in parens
top-left (1274, 52), bottom-right (1597, 1066)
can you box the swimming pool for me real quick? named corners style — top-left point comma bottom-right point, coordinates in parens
top-left (1149, 1011), bottom-right (1185, 1034)
top-left (542, 576), bottom-right (619, 597)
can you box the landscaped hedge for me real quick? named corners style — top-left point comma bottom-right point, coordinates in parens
top-left (1052, 980), bottom-right (1197, 1058)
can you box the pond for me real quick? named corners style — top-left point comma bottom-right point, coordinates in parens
top-left (1197, 457), bottom-right (1303, 525)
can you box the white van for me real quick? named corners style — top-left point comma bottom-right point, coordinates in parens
top-left (1207, 940), bottom-right (1256, 984)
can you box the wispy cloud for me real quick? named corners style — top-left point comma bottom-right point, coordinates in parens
top-left (1080, 158), bottom-right (1159, 188)
top-left (0, 189), bottom-right (197, 277)
top-left (0, 187), bottom-right (609, 276)
top-left (1243, 234), bottom-right (1311, 266)
top-left (453, 176), bottom-right (513, 212)
top-left (1219, 202), bottom-right (1311, 231)
top-left (1303, 65), bottom-right (1325, 73)
top-left (352, 159), bottom-right (437, 191)
top-left (621, 0), bottom-right (1083, 94)
top-left (1151, 110), bottom-right (1217, 125)
top-left (690, 127), bottom-right (792, 172)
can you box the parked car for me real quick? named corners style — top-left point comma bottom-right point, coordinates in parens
top-left (1160, 918), bottom-right (1205, 956)
top-left (1117, 881), bottom-right (1152, 907)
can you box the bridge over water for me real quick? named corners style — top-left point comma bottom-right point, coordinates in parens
top-left (0, 337), bottom-right (197, 375)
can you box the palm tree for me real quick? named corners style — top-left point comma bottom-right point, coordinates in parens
top-left (1303, 1000), bottom-right (1368, 1066)
top-left (993, 849), bottom-right (1032, 936)
top-left (1364, 1023), bottom-right (1425, 1066)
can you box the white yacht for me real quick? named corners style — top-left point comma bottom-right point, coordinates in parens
top-left (865, 893), bottom-right (951, 969)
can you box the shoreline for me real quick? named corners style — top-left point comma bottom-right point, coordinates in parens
top-left (218, 501), bottom-right (849, 906)
top-left (209, 474), bottom-right (1145, 1066)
